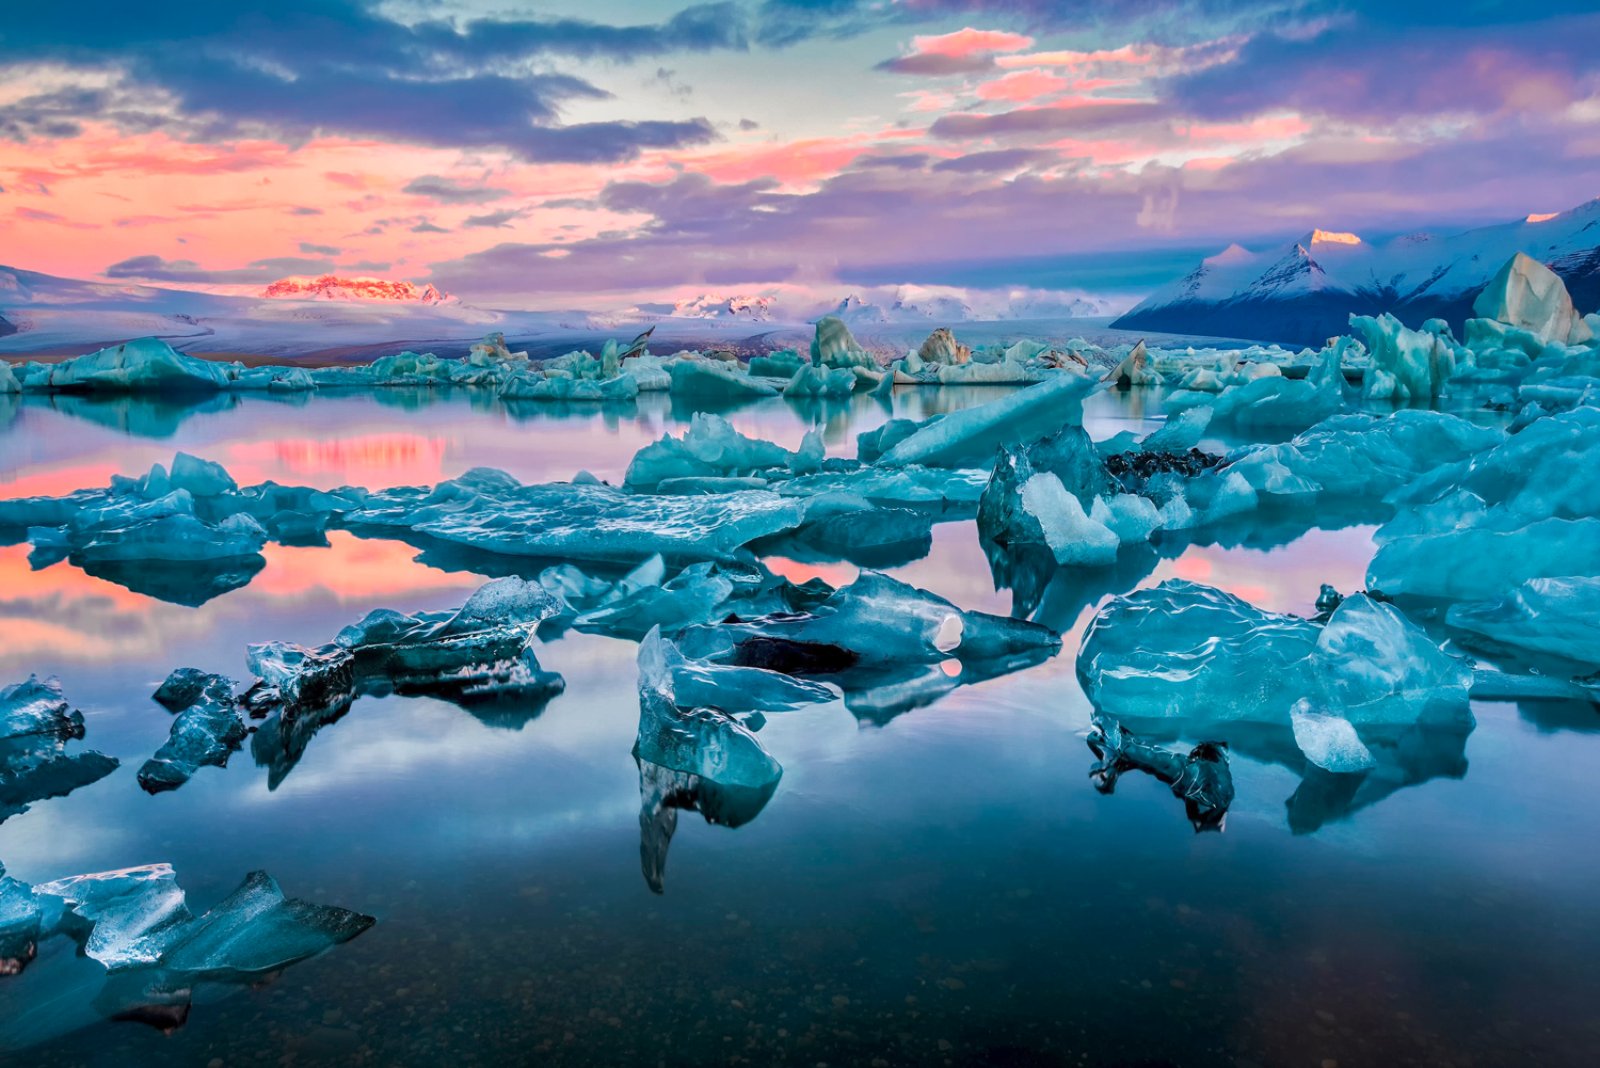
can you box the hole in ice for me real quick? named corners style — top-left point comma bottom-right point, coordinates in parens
top-left (934, 614), bottom-right (964, 653)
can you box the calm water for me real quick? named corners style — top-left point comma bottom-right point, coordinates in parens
top-left (2, 386), bottom-right (1598, 1067)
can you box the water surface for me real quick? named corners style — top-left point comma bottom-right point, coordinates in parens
top-left (2, 386), bottom-right (1597, 1067)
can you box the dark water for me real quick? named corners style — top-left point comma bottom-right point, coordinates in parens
top-left (2, 387), bottom-right (1597, 1067)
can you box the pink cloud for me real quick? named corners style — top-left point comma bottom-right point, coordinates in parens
top-left (912, 27), bottom-right (1034, 59)
top-left (975, 70), bottom-right (1074, 103)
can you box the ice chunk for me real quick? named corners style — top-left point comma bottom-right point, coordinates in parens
top-left (634, 632), bottom-right (783, 892)
top-left (811, 316), bottom-right (874, 368)
top-left (1227, 410), bottom-right (1504, 503)
top-left (874, 373), bottom-right (1100, 468)
top-left (137, 671), bottom-right (246, 793)
top-left (916, 327), bottom-right (970, 365)
top-left (245, 641), bottom-right (356, 711)
top-left (1, 677), bottom-right (118, 824)
top-left (1078, 580), bottom-right (1321, 723)
top-left (676, 570), bottom-right (1060, 670)
top-left (26, 338), bottom-right (232, 394)
top-left (1446, 576), bottom-right (1600, 671)
top-left (1351, 313), bottom-right (1458, 403)
top-left (1311, 594), bottom-right (1473, 725)
top-left (34, 865), bottom-right (192, 970)
top-left (1, 676), bottom-right (85, 741)
top-left (1103, 340), bottom-right (1160, 388)
top-left (639, 628), bottom-right (833, 714)
top-left (1078, 581), bottom-right (1471, 727)
top-left (500, 369), bottom-right (639, 402)
top-left (349, 469), bottom-right (808, 563)
top-left (155, 870), bottom-right (373, 978)
top-left (573, 563), bottom-right (737, 641)
top-left (625, 413), bottom-right (823, 491)
top-left (1369, 408), bottom-right (1600, 600)
top-left (668, 359), bottom-right (779, 399)
top-left (1471, 252), bottom-right (1593, 345)
top-left (1020, 473), bottom-right (1120, 566)
top-left (337, 578), bottom-right (558, 673)
top-left (783, 363), bottom-right (857, 398)
top-left (1140, 406), bottom-right (1212, 452)
top-left (1289, 700), bottom-right (1376, 773)
top-left (1087, 716), bottom-right (1234, 832)
top-left (1168, 375), bottom-right (1343, 432)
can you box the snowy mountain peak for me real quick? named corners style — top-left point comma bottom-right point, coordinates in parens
top-left (670, 294), bottom-right (777, 320)
top-left (262, 275), bottom-right (454, 304)
top-left (1251, 244), bottom-right (1330, 295)
top-left (1304, 229), bottom-right (1362, 247)
top-left (1114, 195), bottom-right (1600, 344)
top-left (1526, 212), bottom-right (1560, 224)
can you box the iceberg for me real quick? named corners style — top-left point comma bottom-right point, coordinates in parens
top-left (1078, 580), bottom-right (1473, 729)
top-left (1369, 407), bottom-right (1600, 600)
top-left (1104, 340), bottom-right (1160, 388)
top-left (2, 675), bottom-right (87, 741)
top-left (624, 413), bottom-right (823, 491)
top-left (1471, 252), bottom-right (1593, 346)
top-left (1351, 313), bottom-right (1459, 403)
top-left (810, 316), bottom-right (874, 368)
top-left (1087, 716), bottom-right (1234, 832)
top-left (873, 373), bottom-right (1100, 468)
top-left (25, 338), bottom-right (232, 394)
top-left (1445, 576), bottom-right (1600, 671)
top-left (667, 358), bottom-right (779, 399)
top-left (349, 468), bottom-right (809, 564)
top-left (137, 671), bottom-right (246, 793)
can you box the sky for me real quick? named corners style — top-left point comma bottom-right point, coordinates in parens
top-left (1, 0), bottom-right (1597, 310)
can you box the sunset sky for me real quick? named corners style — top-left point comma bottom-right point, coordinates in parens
top-left (2, 1), bottom-right (1598, 308)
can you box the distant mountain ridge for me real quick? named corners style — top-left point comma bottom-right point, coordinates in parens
top-left (1113, 199), bottom-right (1600, 345)
top-left (262, 275), bottom-right (453, 304)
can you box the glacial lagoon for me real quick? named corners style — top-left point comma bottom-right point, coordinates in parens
top-left (4, 376), bottom-right (1599, 1068)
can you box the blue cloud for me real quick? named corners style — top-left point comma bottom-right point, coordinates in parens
top-left (1, 1), bottom-right (740, 162)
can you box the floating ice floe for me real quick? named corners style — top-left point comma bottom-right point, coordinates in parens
top-left (1445, 576), bottom-right (1600, 672)
top-left (624, 413), bottom-right (823, 491)
top-left (1078, 580), bottom-right (1474, 729)
top-left (634, 629), bottom-right (785, 893)
top-left (240, 578), bottom-right (566, 786)
top-left (672, 570), bottom-right (1059, 721)
top-left (0, 861), bottom-right (371, 1050)
top-left (1, 678), bottom-right (118, 824)
top-left (137, 671), bottom-right (247, 794)
top-left (1369, 407), bottom-right (1600, 601)
top-left (865, 372), bottom-right (1100, 468)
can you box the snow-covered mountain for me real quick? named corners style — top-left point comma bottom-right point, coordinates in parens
top-left (262, 275), bottom-right (454, 304)
top-left (1114, 199), bottom-right (1600, 344)
top-left (669, 294), bottom-right (777, 321)
top-left (0, 264), bottom-right (594, 358)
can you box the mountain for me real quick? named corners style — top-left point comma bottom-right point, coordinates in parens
top-left (0, 264), bottom-right (594, 358)
top-left (1113, 199), bottom-right (1600, 345)
top-left (669, 294), bottom-right (777, 321)
top-left (262, 275), bottom-right (453, 304)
